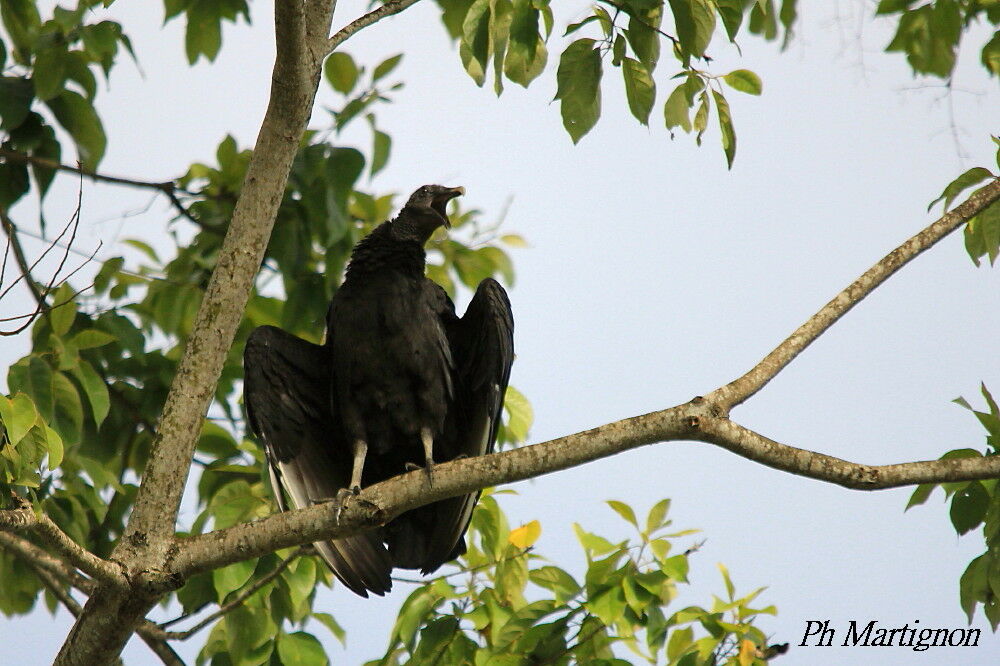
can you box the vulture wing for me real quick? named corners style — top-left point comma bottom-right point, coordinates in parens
top-left (387, 278), bottom-right (514, 573)
top-left (243, 325), bottom-right (393, 597)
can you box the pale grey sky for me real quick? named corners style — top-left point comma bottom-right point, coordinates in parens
top-left (3, 1), bottom-right (1000, 664)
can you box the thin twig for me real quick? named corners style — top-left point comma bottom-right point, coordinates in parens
top-left (327, 0), bottom-right (424, 52)
top-left (0, 148), bottom-right (202, 227)
top-left (153, 545), bottom-right (308, 640)
top-left (0, 212), bottom-right (46, 306)
top-left (0, 148), bottom-right (188, 195)
top-left (390, 546), bottom-right (533, 585)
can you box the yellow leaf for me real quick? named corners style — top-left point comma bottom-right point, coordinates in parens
top-left (508, 520), bottom-right (541, 549)
top-left (738, 639), bottom-right (756, 666)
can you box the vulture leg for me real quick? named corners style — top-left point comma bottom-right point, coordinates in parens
top-left (349, 439), bottom-right (367, 493)
top-left (420, 426), bottom-right (436, 483)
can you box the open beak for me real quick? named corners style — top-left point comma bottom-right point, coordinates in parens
top-left (433, 186), bottom-right (465, 228)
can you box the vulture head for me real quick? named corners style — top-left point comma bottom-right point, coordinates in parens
top-left (393, 184), bottom-right (465, 243)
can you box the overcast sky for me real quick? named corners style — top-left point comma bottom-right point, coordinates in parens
top-left (4, 1), bottom-right (1000, 664)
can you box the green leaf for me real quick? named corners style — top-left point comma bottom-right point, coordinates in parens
top-left (722, 69), bottom-right (762, 95)
top-left (370, 127), bottom-right (391, 177)
top-left (959, 554), bottom-right (990, 622)
top-left (42, 424), bottom-right (64, 469)
top-left (951, 482), bottom-right (990, 535)
top-left (928, 167), bottom-right (994, 212)
top-left (646, 498), bottom-right (671, 533)
top-left (71, 360), bottom-right (110, 426)
top-left (717, 562), bottom-right (735, 599)
top-left (29, 122), bottom-right (60, 200)
top-left (668, 0), bottom-right (716, 62)
top-left (876, 0), bottom-right (916, 14)
top-left (965, 200), bottom-right (1000, 266)
top-left (373, 53), bottom-right (403, 82)
top-left (626, 11), bottom-right (661, 73)
top-left (213, 558), bottom-right (257, 602)
top-left (529, 565), bottom-right (581, 602)
top-left (555, 38), bottom-right (602, 143)
top-left (51, 371), bottom-right (83, 444)
top-left (461, 0), bottom-right (492, 87)
top-left (716, 0), bottom-right (744, 41)
top-left (712, 89), bottom-right (736, 168)
top-left (0, 0), bottom-right (40, 55)
top-left (489, 0), bottom-right (513, 95)
top-left (622, 58), bottom-right (655, 125)
top-left (905, 483), bottom-right (936, 510)
top-left (607, 500), bottom-right (638, 527)
top-left (391, 587), bottom-right (442, 650)
top-left (500, 233), bottom-right (529, 248)
top-left (505, 0), bottom-right (546, 87)
top-left (0, 161), bottom-right (30, 210)
top-left (325, 52), bottom-right (359, 94)
top-left (693, 91), bottom-right (709, 144)
top-left (312, 612), bottom-right (346, 646)
top-left (277, 631), bottom-right (328, 666)
top-left (70, 330), bottom-right (116, 350)
top-left (185, 1), bottom-right (223, 64)
top-left (26, 357), bottom-right (55, 423)
top-left (664, 82), bottom-right (692, 132)
top-left (503, 384), bottom-right (533, 442)
top-left (983, 31), bottom-right (1000, 78)
top-left (32, 47), bottom-right (68, 101)
top-left (0, 77), bottom-right (34, 130)
top-left (46, 90), bottom-right (107, 170)
top-left (49, 283), bottom-right (78, 336)
top-left (0, 393), bottom-right (38, 445)
top-left (573, 523), bottom-right (618, 557)
top-left (886, 4), bottom-right (960, 78)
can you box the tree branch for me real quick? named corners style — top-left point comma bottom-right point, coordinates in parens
top-left (0, 212), bottom-right (46, 307)
top-left (327, 0), bottom-right (423, 52)
top-left (694, 415), bottom-right (1000, 489)
top-left (146, 546), bottom-right (307, 641)
top-left (707, 177), bottom-right (1000, 411)
top-left (171, 393), bottom-right (1000, 577)
top-left (0, 148), bottom-right (202, 228)
top-left (0, 495), bottom-right (126, 587)
top-left (0, 530), bottom-right (94, 592)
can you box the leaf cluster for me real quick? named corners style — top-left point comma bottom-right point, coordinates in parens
top-left (371, 496), bottom-right (778, 665)
top-left (906, 384), bottom-right (1000, 630)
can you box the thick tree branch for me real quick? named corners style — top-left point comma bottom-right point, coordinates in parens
top-left (171, 394), bottom-right (1000, 576)
top-left (707, 177), bottom-right (1000, 411)
top-left (327, 0), bottom-right (422, 52)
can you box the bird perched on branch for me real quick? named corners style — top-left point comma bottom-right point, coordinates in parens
top-left (243, 184), bottom-right (514, 597)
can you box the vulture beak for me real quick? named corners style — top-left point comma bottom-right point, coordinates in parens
top-left (433, 186), bottom-right (465, 228)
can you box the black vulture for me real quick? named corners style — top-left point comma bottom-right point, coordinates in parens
top-left (243, 184), bottom-right (514, 597)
